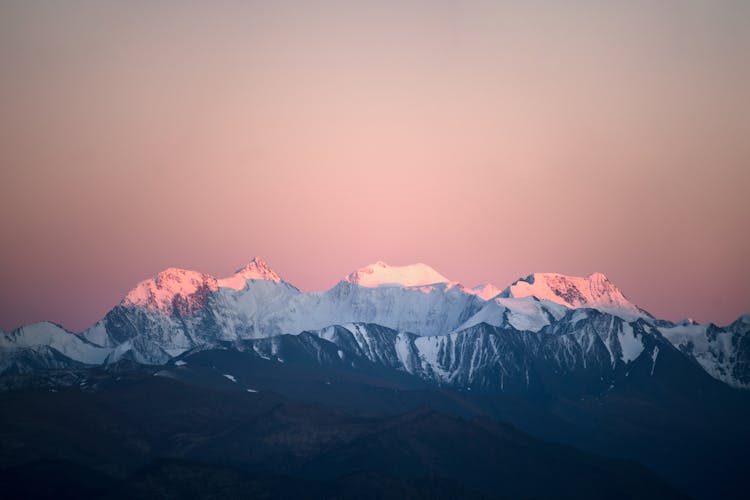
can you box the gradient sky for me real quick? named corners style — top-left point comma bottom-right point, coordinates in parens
top-left (1, 0), bottom-right (749, 332)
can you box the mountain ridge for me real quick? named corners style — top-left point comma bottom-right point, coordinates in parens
top-left (2, 258), bottom-right (748, 390)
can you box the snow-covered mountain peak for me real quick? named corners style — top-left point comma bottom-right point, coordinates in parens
top-left (122, 267), bottom-right (218, 312)
top-left (218, 257), bottom-right (282, 290)
top-left (343, 262), bottom-right (450, 288)
top-left (234, 257), bottom-right (280, 280)
top-left (500, 272), bottom-right (642, 317)
top-left (120, 258), bottom-right (287, 312)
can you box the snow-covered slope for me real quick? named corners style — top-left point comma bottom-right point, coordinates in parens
top-left (456, 296), bottom-right (569, 333)
top-left (344, 261), bottom-right (449, 288)
top-left (303, 280), bottom-right (483, 336)
top-left (500, 272), bottom-right (647, 320)
top-left (304, 313), bottom-right (666, 393)
top-left (0, 322), bottom-right (111, 366)
top-left (660, 315), bottom-right (750, 389)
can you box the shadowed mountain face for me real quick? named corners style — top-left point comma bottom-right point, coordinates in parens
top-left (0, 374), bottom-right (685, 500)
top-left (155, 340), bottom-right (750, 499)
top-left (0, 459), bottom-right (495, 500)
top-left (1, 337), bottom-right (748, 499)
top-left (2, 260), bottom-right (749, 499)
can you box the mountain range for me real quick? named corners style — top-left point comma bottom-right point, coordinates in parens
top-left (1, 258), bottom-right (749, 498)
top-left (3, 258), bottom-right (748, 390)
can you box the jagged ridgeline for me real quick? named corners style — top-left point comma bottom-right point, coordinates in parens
top-left (3, 258), bottom-right (749, 390)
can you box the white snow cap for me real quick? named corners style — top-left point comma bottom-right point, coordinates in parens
top-left (123, 257), bottom-right (283, 311)
top-left (218, 257), bottom-right (282, 289)
top-left (123, 267), bottom-right (215, 311)
top-left (502, 272), bottom-right (640, 314)
top-left (344, 261), bottom-right (450, 288)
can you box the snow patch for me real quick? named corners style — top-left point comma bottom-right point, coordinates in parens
top-left (395, 333), bottom-right (413, 371)
top-left (414, 336), bottom-right (450, 381)
top-left (650, 346), bottom-right (659, 375)
top-left (618, 323), bottom-right (644, 363)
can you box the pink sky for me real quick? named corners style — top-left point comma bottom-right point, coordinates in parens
top-left (1, 1), bottom-right (749, 331)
